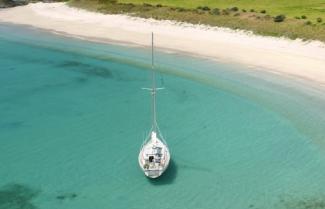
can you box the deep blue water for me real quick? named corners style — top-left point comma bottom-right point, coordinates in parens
top-left (1, 23), bottom-right (325, 209)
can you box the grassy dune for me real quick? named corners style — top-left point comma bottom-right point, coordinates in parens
top-left (119, 0), bottom-right (325, 20)
top-left (69, 0), bottom-right (325, 42)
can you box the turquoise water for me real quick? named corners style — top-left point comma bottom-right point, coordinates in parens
top-left (1, 23), bottom-right (325, 209)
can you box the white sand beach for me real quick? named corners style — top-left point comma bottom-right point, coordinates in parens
top-left (1, 2), bottom-right (325, 86)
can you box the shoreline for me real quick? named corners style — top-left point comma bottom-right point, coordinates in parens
top-left (1, 2), bottom-right (325, 87)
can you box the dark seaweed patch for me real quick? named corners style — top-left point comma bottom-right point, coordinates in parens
top-left (0, 121), bottom-right (24, 130)
top-left (0, 183), bottom-right (40, 209)
top-left (75, 77), bottom-right (88, 83)
top-left (58, 61), bottom-right (113, 79)
top-left (56, 192), bottom-right (77, 201)
top-left (277, 195), bottom-right (325, 209)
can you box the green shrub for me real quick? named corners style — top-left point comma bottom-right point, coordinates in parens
top-left (222, 9), bottom-right (229, 15)
top-left (143, 3), bottom-right (152, 7)
top-left (99, 0), bottom-right (117, 4)
top-left (295, 16), bottom-right (300, 19)
top-left (250, 9), bottom-right (255, 12)
top-left (156, 4), bottom-right (162, 7)
top-left (305, 21), bottom-right (312, 25)
top-left (230, 7), bottom-right (238, 12)
top-left (124, 3), bottom-right (135, 8)
top-left (194, 8), bottom-right (204, 14)
top-left (211, 8), bottom-right (220, 15)
top-left (197, 6), bottom-right (210, 11)
top-left (260, 10), bottom-right (266, 13)
top-left (317, 17), bottom-right (322, 23)
top-left (242, 9), bottom-right (246, 12)
top-left (177, 7), bottom-right (187, 12)
top-left (273, 15), bottom-right (286, 22)
top-left (201, 6), bottom-right (210, 11)
top-left (301, 15), bottom-right (307, 19)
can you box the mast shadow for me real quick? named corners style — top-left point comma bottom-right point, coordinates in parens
top-left (147, 159), bottom-right (177, 185)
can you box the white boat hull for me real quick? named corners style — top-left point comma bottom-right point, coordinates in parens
top-left (138, 131), bottom-right (170, 178)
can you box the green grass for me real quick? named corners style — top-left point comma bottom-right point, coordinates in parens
top-left (68, 0), bottom-right (325, 42)
top-left (118, 0), bottom-right (325, 20)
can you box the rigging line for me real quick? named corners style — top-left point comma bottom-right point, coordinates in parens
top-left (151, 32), bottom-right (157, 132)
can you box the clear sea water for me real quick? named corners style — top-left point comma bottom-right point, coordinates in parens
top-left (1, 23), bottom-right (325, 209)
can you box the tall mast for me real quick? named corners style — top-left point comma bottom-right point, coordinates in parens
top-left (151, 32), bottom-right (157, 133)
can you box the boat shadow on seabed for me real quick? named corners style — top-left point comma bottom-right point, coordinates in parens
top-left (147, 159), bottom-right (177, 185)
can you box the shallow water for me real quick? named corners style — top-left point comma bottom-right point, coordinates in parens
top-left (1, 24), bottom-right (325, 209)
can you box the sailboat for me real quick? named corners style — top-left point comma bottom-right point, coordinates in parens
top-left (138, 33), bottom-right (171, 178)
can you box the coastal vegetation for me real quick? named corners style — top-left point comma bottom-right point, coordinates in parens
top-left (0, 0), bottom-right (64, 8)
top-left (1, 0), bottom-right (325, 41)
top-left (0, 0), bottom-right (29, 7)
top-left (116, 0), bottom-right (325, 20)
top-left (68, 0), bottom-right (325, 42)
